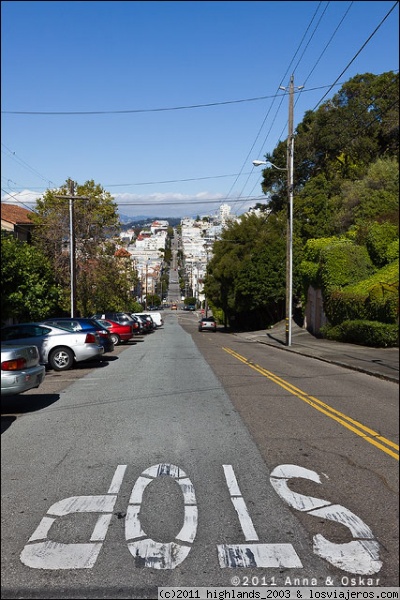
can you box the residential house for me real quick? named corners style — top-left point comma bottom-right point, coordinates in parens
top-left (1, 203), bottom-right (35, 242)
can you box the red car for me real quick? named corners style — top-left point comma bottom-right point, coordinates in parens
top-left (95, 319), bottom-right (133, 346)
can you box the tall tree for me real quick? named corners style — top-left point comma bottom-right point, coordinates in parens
top-left (30, 179), bottom-right (135, 315)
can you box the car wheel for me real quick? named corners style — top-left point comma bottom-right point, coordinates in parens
top-left (110, 333), bottom-right (120, 345)
top-left (49, 346), bottom-right (74, 371)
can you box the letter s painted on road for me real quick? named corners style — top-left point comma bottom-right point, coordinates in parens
top-left (269, 464), bottom-right (382, 575)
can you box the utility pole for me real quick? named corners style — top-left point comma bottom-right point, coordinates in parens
top-left (145, 260), bottom-right (149, 310)
top-left (68, 179), bottom-right (77, 318)
top-left (55, 181), bottom-right (88, 317)
top-left (280, 75), bottom-right (303, 347)
top-left (205, 245), bottom-right (209, 317)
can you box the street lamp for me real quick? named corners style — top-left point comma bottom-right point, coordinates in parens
top-left (252, 160), bottom-right (285, 171)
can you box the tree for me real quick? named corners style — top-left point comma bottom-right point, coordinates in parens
top-left (204, 212), bottom-right (298, 329)
top-left (1, 231), bottom-right (60, 322)
top-left (30, 179), bottom-right (135, 315)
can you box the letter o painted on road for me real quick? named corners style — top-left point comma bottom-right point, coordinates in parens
top-left (125, 463), bottom-right (198, 569)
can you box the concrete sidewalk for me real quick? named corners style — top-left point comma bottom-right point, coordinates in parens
top-left (233, 320), bottom-right (399, 383)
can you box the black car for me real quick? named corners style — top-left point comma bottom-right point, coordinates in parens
top-left (42, 318), bottom-right (115, 353)
top-left (91, 312), bottom-right (134, 326)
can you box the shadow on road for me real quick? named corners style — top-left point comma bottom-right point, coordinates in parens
top-left (1, 393), bottom-right (61, 434)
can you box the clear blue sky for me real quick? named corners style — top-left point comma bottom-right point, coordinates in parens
top-left (1, 1), bottom-right (398, 219)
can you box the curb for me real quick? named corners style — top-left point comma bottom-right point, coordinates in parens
top-left (233, 332), bottom-right (399, 384)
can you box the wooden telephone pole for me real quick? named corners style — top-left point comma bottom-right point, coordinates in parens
top-left (55, 180), bottom-right (87, 317)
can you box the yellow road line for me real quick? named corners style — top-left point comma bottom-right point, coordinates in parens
top-left (222, 346), bottom-right (399, 461)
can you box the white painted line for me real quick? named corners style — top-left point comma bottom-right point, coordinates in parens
top-left (125, 505), bottom-right (146, 539)
top-left (21, 541), bottom-right (103, 570)
top-left (231, 497), bottom-right (259, 541)
top-left (270, 464), bottom-right (331, 511)
top-left (177, 477), bottom-right (197, 505)
top-left (270, 477), bottom-right (330, 512)
top-left (90, 514), bottom-right (114, 542)
top-left (222, 464), bottom-right (242, 496)
top-left (143, 464), bottom-right (186, 478)
top-left (311, 504), bottom-right (374, 539)
top-left (175, 505), bottom-right (198, 544)
top-left (27, 517), bottom-right (55, 542)
top-left (313, 537), bottom-right (381, 575)
top-left (108, 464), bottom-right (127, 493)
top-left (47, 495), bottom-right (117, 516)
top-left (223, 465), bottom-right (259, 541)
top-left (129, 476), bottom-right (152, 504)
top-left (217, 543), bottom-right (303, 568)
top-left (127, 539), bottom-right (192, 570)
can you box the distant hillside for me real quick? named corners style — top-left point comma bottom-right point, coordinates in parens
top-left (119, 215), bottom-right (181, 230)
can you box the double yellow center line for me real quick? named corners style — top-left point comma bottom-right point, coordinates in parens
top-left (222, 346), bottom-right (399, 461)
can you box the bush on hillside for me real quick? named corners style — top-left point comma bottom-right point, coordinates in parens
top-left (365, 222), bottom-right (399, 267)
top-left (320, 320), bottom-right (398, 347)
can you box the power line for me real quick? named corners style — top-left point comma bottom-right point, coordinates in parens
top-left (1, 84), bottom-right (346, 116)
top-left (1, 144), bottom-right (57, 187)
top-left (312, 1), bottom-right (399, 110)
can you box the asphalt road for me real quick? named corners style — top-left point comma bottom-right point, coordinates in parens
top-left (1, 313), bottom-right (398, 599)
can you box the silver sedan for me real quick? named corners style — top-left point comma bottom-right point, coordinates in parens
top-left (198, 316), bottom-right (217, 332)
top-left (1, 323), bottom-right (104, 371)
top-left (1, 344), bottom-right (46, 396)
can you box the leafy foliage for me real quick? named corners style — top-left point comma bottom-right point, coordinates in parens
top-left (320, 320), bottom-right (398, 348)
top-left (205, 72), bottom-right (399, 340)
top-left (364, 221), bottom-right (399, 267)
top-left (1, 231), bottom-right (61, 322)
top-left (30, 179), bottom-right (137, 316)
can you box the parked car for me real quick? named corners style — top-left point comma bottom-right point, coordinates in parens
top-left (198, 316), bottom-right (217, 332)
top-left (91, 312), bottom-right (140, 336)
top-left (95, 319), bottom-right (133, 346)
top-left (42, 318), bottom-right (114, 353)
top-left (133, 314), bottom-right (155, 333)
top-left (132, 312), bottom-right (162, 328)
top-left (1, 344), bottom-right (46, 396)
top-left (1, 323), bottom-right (104, 371)
top-left (91, 312), bottom-right (134, 326)
top-left (171, 303), bottom-right (178, 310)
top-left (130, 315), bottom-right (144, 335)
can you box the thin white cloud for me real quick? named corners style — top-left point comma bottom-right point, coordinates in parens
top-left (1, 188), bottom-right (259, 218)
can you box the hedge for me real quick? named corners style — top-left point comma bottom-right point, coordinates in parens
top-left (323, 259), bottom-right (398, 325)
top-left (320, 320), bottom-right (399, 347)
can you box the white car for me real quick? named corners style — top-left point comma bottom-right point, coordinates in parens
top-left (131, 312), bottom-right (163, 328)
top-left (1, 323), bottom-right (104, 372)
top-left (1, 344), bottom-right (46, 396)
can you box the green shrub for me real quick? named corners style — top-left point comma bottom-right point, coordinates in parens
top-left (386, 239), bottom-right (399, 263)
top-left (324, 259), bottom-right (399, 325)
top-left (320, 320), bottom-right (399, 347)
top-left (319, 242), bottom-right (375, 292)
top-left (324, 290), bottom-right (369, 325)
top-left (365, 222), bottom-right (399, 267)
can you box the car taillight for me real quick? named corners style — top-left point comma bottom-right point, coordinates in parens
top-left (85, 333), bottom-right (97, 343)
top-left (2, 358), bottom-right (27, 371)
